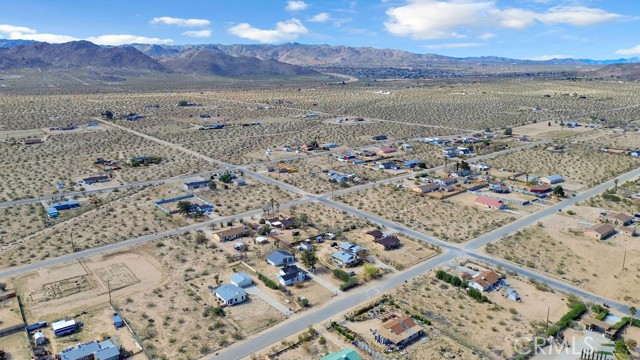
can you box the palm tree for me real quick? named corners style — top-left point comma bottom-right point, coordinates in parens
top-left (614, 178), bottom-right (619, 193)
top-left (630, 306), bottom-right (636, 327)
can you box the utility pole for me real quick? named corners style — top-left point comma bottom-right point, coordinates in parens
top-left (622, 251), bottom-right (627, 271)
top-left (546, 306), bottom-right (550, 331)
top-left (107, 280), bottom-right (112, 306)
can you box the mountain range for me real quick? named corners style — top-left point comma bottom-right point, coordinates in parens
top-left (0, 39), bottom-right (639, 78)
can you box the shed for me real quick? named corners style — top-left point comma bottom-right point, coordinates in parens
top-left (254, 236), bottom-right (269, 245)
top-left (113, 315), bottom-right (124, 329)
top-left (321, 349), bottom-right (363, 360)
top-left (230, 272), bottom-right (253, 288)
top-left (47, 207), bottom-right (59, 218)
top-left (541, 175), bottom-right (564, 184)
top-left (34, 331), bottom-right (46, 345)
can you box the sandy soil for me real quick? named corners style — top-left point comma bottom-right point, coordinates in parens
top-left (0, 332), bottom-right (32, 360)
top-left (489, 140), bottom-right (640, 189)
top-left (484, 205), bottom-right (640, 303)
top-left (336, 184), bottom-right (517, 243)
top-left (17, 251), bottom-right (165, 320)
top-left (342, 264), bottom-right (570, 358)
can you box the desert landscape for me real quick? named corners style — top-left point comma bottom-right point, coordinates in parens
top-left (1, 14), bottom-right (640, 360)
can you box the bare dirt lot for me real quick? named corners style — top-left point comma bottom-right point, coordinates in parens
top-left (0, 332), bottom-right (32, 360)
top-left (17, 251), bottom-right (165, 320)
top-left (0, 127), bottom-right (213, 201)
top-left (488, 139), bottom-right (640, 190)
top-left (341, 263), bottom-right (570, 359)
top-left (257, 155), bottom-right (402, 195)
top-left (336, 184), bottom-right (517, 243)
top-left (484, 204), bottom-right (640, 303)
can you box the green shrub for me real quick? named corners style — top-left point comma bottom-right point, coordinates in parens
top-left (257, 272), bottom-right (278, 290)
top-left (333, 268), bottom-right (351, 282)
top-left (340, 278), bottom-right (358, 291)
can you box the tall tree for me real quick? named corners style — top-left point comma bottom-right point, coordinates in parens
top-left (301, 249), bottom-right (318, 268)
top-left (553, 185), bottom-right (565, 198)
top-left (176, 201), bottom-right (192, 216)
top-left (630, 306), bottom-right (636, 328)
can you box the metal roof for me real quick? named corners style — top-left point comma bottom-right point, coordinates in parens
top-left (214, 284), bottom-right (247, 302)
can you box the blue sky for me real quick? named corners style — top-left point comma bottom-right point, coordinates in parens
top-left (0, 0), bottom-right (639, 59)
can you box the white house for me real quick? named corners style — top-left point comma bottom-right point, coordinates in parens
top-left (468, 270), bottom-right (502, 292)
top-left (214, 284), bottom-right (247, 306)
top-left (277, 265), bottom-right (308, 286)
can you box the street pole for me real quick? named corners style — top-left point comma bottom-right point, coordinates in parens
top-left (107, 280), bottom-right (112, 306)
top-left (546, 306), bottom-right (550, 331)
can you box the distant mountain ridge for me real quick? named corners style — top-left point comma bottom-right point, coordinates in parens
top-left (0, 41), bottom-right (165, 70)
top-left (1, 40), bottom-right (640, 78)
top-left (160, 50), bottom-right (318, 76)
top-left (0, 41), bottom-right (316, 77)
top-left (590, 63), bottom-right (640, 79)
top-left (131, 43), bottom-right (640, 67)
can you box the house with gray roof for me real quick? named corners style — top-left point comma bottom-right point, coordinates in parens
top-left (332, 251), bottom-right (359, 267)
top-left (214, 284), bottom-right (247, 306)
top-left (266, 250), bottom-right (295, 267)
top-left (60, 339), bottom-right (119, 360)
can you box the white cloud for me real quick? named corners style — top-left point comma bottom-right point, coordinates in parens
top-left (422, 42), bottom-right (485, 49)
top-left (13, 33), bottom-right (79, 43)
top-left (384, 0), bottom-right (493, 40)
top-left (150, 16), bottom-right (210, 27)
top-left (479, 32), bottom-right (495, 40)
top-left (228, 18), bottom-right (308, 43)
top-left (615, 45), bottom-right (640, 56)
top-left (0, 24), bottom-right (37, 34)
top-left (539, 6), bottom-right (624, 26)
top-left (0, 23), bottom-right (173, 45)
top-left (0, 24), bottom-right (79, 43)
top-left (309, 12), bottom-right (331, 23)
top-left (528, 54), bottom-right (574, 60)
top-left (384, 0), bottom-right (627, 40)
top-left (86, 35), bottom-right (173, 45)
top-left (286, 1), bottom-right (308, 11)
top-left (492, 8), bottom-right (538, 29)
top-left (182, 29), bottom-right (212, 38)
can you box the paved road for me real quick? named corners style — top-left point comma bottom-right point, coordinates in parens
top-left (464, 165), bottom-right (640, 251)
top-left (208, 250), bottom-right (458, 360)
top-left (0, 168), bottom-right (227, 209)
top-left (0, 197), bottom-right (312, 279)
top-left (211, 164), bottom-right (640, 360)
top-left (326, 139), bottom-right (550, 198)
top-left (5, 115), bottom-right (637, 360)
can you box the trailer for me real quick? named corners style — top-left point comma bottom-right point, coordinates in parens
top-left (52, 319), bottom-right (78, 337)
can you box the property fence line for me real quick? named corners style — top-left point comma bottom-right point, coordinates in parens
top-left (468, 190), bottom-right (531, 206)
top-left (112, 306), bottom-right (151, 359)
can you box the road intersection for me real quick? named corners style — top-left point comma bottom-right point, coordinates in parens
top-left (2, 117), bottom-right (638, 360)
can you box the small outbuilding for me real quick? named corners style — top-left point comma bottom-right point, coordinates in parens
top-left (230, 272), bottom-right (253, 288)
top-left (112, 315), bottom-right (124, 329)
top-left (540, 175), bottom-right (564, 184)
